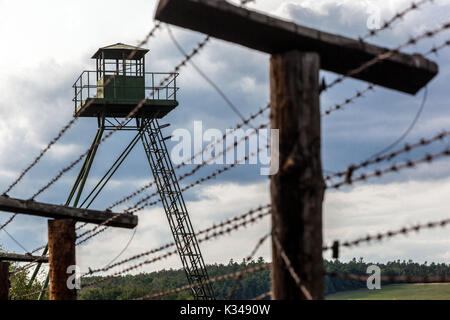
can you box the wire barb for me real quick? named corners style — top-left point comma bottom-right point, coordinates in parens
top-left (323, 217), bottom-right (450, 252)
top-left (361, 0), bottom-right (435, 40)
top-left (329, 146), bottom-right (450, 189)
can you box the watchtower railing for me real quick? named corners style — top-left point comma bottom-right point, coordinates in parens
top-left (72, 71), bottom-right (179, 112)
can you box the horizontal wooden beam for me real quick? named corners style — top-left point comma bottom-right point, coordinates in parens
top-left (0, 252), bottom-right (48, 263)
top-left (0, 196), bottom-right (137, 229)
top-left (155, 0), bottom-right (438, 94)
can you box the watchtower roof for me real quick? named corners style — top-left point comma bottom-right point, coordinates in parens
top-left (92, 43), bottom-right (149, 60)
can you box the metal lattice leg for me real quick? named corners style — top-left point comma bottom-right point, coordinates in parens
top-left (140, 118), bottom-right (215, 300)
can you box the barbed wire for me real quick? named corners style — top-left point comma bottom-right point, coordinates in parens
top-left (99, 30), bottom-right (269, 212)
top-left (75, 123), bottom-right (270, 243)
top-left (325, 129), bottom-right (450, 182)
top-left (135, 263), bottom-right (270, 300)
top-left (81, 204), bottom-right (271, 275)
top-left (362, 0), bottom-right (435, 40)
top-left (78, 207), bottom-right (271, 290)
top-left (168, 26), bottom-right (250, 125)
top-left (323, 217), bottom-right (450, 258)
top-left (12, 206), bottom-right (270, 299)
top-left (106, 104), bottom-right (269, 212)
top-left (272, 234), bottom-right (312, 300)
top-left (424, 38), bottom-right (450, 55)
top-left (131, 142), bottom-right (271, 214)
top-left (328, 146), bottom-right (450, 189)
top-left (136, 231), bottom-right (316, 300)
top-left (321, 84), bottom-right (375, 117)
top-left (325, 21), bottom-right (450, 91)
top-left (12, 0), bottom-right (448, 301)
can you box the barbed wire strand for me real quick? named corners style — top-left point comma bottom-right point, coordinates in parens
top-left (75, 208), bottom-right (271, 293)
top-left (77, 139), bottom-right (270, 243)
top-left (325, 128), bottom-right (450, 182)
top-left (424, 38), bottom-right (450, 55)
top-left (131, 142), bottom-right (270, 214)
top-left (106, 104), bottom-right (269, 212)
top-left (329, 146), bottom-right (450, 189)
top-left (323, 217), bottom-right (450, 256)
top-left (12, 206), bottom-right (270, 300)
top-left (362, 0), bottom-right (435, 40)
top-left (81, 205), bottom-right (271, 276)
top-left (74, 123), bottom-right (270, 243)
top-left (322, 84), bottom-right (375, 117)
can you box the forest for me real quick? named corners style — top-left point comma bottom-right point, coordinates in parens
top-left (6, 255), bottom-right (449, 300)
top-left (78, 258), bottom-right (450, 300)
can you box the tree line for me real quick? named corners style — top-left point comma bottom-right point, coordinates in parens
top-left (79, 257), bottom-right (450, 300)
top-left (4, 250), bottom-right (449, 300)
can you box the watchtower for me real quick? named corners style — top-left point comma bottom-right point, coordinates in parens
top-left (33, 43), bottom-right (214, 300)
top-left (73, 43), bottom-right (178, 118)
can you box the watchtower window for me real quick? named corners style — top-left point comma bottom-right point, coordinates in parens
top-left (92, 43), bottom-right (148, 80)
top-left (72, 42), bottom-right (179, 119)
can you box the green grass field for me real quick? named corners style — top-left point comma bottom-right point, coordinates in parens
top-left (326, 283), bottom-right (450, 300)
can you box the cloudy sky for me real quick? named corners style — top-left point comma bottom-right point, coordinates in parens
top-left (0, 0), bottom-right (449, 278)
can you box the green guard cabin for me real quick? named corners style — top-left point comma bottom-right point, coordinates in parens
top-left (73, 43), bottom-right (179, 118)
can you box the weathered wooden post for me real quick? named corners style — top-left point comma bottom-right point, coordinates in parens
top-left (270, 51), bottom-right (324, 299)
top-left (0, 262), bottom-right (10, 300)
top-left (48, 219), bottom-right (77, 300)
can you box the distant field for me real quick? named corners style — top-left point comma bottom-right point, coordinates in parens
top-left (326, 283), bottom-right (450, 300)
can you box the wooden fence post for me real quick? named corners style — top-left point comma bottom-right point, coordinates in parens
top-left (270, 50), bottom-right (325, 300)
top-left (0, 262), bottom-right (10, 300)
top-left (48, 219), bottom-right (77, 300)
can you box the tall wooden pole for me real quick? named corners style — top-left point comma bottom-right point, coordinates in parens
top-left (0, 262), bottom-right (10, 300)
top-left (270, 50), bottom-right (325, 300)
top-left (48, 219), bottom-right (77, 300)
